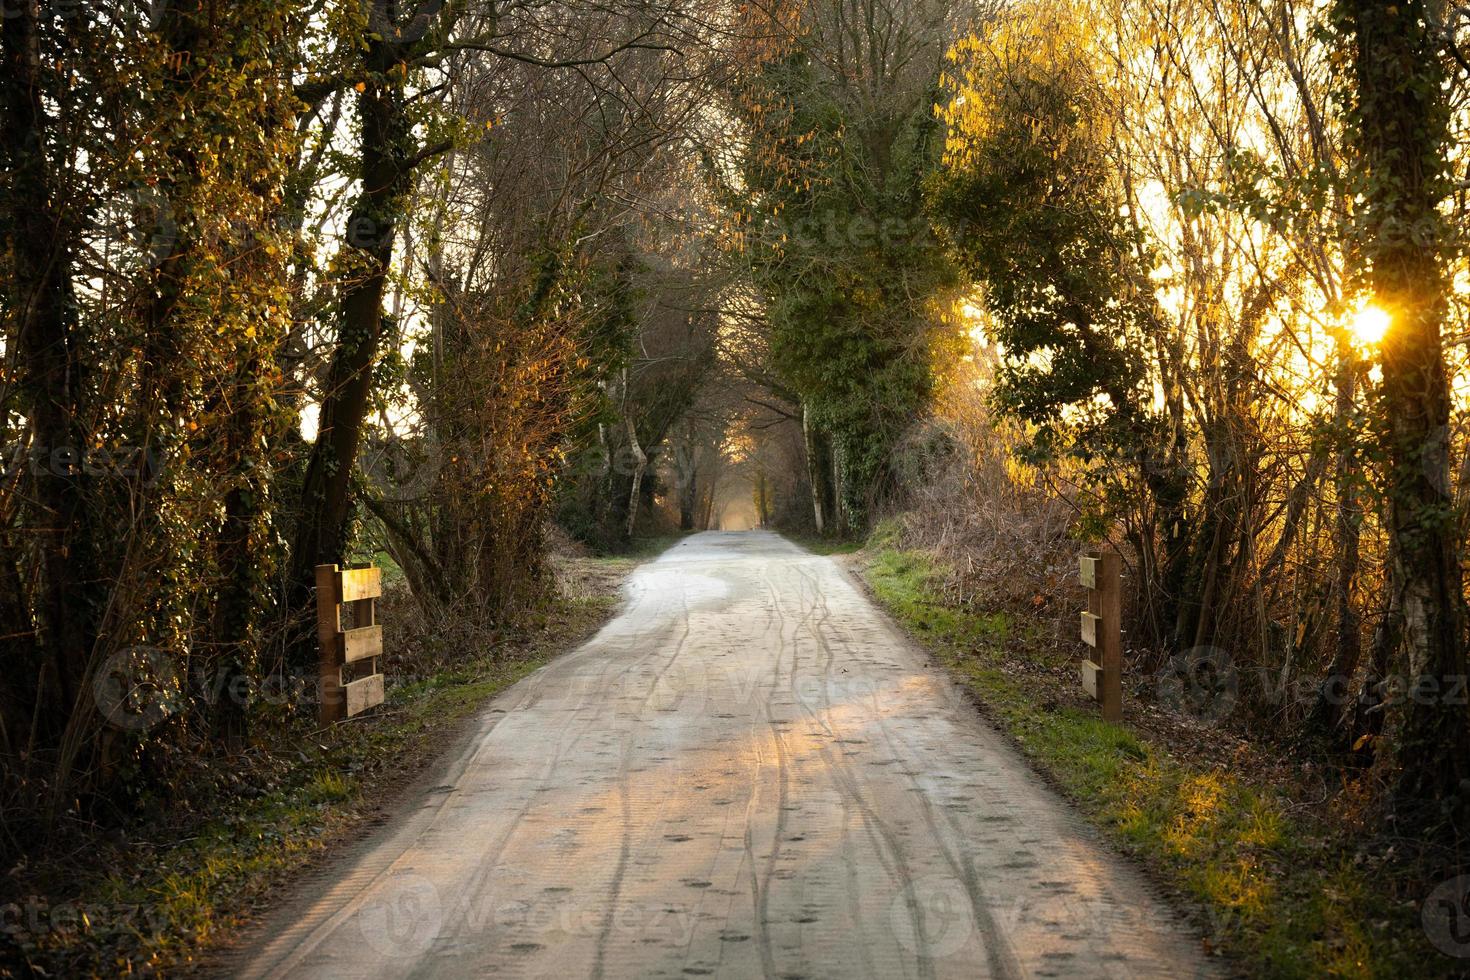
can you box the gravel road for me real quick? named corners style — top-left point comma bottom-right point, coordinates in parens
top-left (234, 531), bottom-right (1216, 979)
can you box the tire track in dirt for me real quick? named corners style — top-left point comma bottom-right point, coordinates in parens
top-left (233, 532), bottom-right (1217, 980)
top-left (796, 560), bottom-right (1022, 979)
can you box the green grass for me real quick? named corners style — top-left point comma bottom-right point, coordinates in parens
top-left (369, 549), bottom-right (407, 585)
top-left (863, 545), bottom-right (1438, 978)
top-left (576, 531), bottom-right (692, 563)
top-left (785, 532), bottom-right (865, 556)
top-left (781, 517), bottom-right (910, 557)
top-left (622, 532), bottom-right (694, 559)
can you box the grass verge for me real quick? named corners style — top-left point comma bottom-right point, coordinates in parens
top-left (859, 544), bottom-right (1444, 979)
top-left (780, 531), bottom-right (866, 556)
top-left (3, 553), bottom-right (639, 978)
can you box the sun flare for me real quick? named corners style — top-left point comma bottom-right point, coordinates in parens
top-left (1351, 305), bottom-right (1391, 345)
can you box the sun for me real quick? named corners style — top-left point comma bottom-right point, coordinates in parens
top-left (1351, 305), bottom-right (1391, 345)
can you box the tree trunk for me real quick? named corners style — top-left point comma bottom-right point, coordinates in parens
top-left (803, 404), bottom-right (835, 534)
top-left (1338, 0), bottom-right (1470, 818)
top-left (1309, 344), bottom-right (1364, 741)
top-left (289, 39), bottom-right (414, 653)
top-left (830, 440), bottom-right (849, 535)
top-left (209, 361), bottom-right (265, 751)
top-left (679, 454), bottom-right (699, 531)
top-left (700, 479), bottom-right (717, 530)
top-left (624, 415), bottom-right (648, 539)
top-left (1076, 304), bottom-right (1192, 650)
top-left (1, 0), bottom-right (92, 751)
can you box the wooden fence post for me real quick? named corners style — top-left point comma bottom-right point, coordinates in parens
top-left (1079, 550), bottom-right (1123, 722)
top-left (317, 564), bottom-right (345, 725)
top-left (316, 563), bottom-right (385, 725)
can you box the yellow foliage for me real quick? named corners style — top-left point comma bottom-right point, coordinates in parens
top-left (939, 0), bottom-right (1105, 175)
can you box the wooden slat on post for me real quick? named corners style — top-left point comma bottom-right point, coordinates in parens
top-left (316, 563), bottom-right (386, 724)
top-left (343, 674), bottom-right (385, 717)
top-left (339, 566), bottom-right (382, 603)
top-left (342, 625), bottom-right (383, 664)
top-left (1079, 550), bottom-right (1123, 722)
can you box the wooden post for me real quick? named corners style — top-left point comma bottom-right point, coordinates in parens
top-left (316, 563), bottom-right (345, 724)
top-left (316, 563), bottom-right (385, 725)
top-left (1079, 550), bottom-right (1123, 722)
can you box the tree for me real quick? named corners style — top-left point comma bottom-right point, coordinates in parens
top-left (287, 0), bottom-right (701, 642)
top-left (287, 0), bottom-right (459, 642)
top-left (1334, 0), bottom-right (1470, 822)
top-left (1, 0), bottom-right (302, 808)
top-left (929, 7), bottom-right (1193, 647)
top-left (724, 0), bottom-right (961, 534)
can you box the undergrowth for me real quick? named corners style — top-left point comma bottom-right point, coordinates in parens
top-left (860, 544), bottom-right (1448, 979)
top-left (2, 560), bottom-right (631, 977)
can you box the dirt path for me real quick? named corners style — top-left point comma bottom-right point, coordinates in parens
top-left (232, 531), bottom-right (1216, 979)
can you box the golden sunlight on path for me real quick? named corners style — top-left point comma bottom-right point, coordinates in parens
top-left (234, 532), bottom-right (1217, 979)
